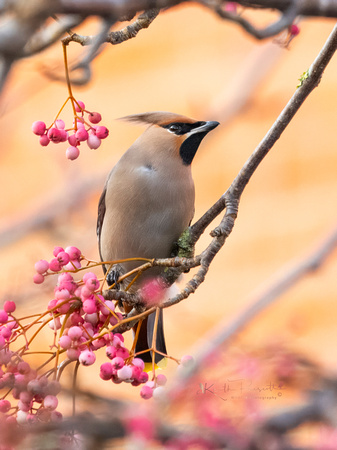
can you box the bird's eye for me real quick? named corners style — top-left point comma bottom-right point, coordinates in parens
top-left (168, 124), bottom-right (181, 133)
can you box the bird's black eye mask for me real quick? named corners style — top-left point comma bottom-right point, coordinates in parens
top-left (162, 121), bottom-right (206, 135)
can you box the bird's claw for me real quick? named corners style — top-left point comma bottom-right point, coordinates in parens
top-left (107, 268), bottom-right (120, 290)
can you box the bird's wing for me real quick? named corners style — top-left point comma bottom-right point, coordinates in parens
top-left (97, 184), bottom-right (107, 260)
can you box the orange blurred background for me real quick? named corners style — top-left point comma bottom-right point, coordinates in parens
top-left (0, 4), bottom-right (337, 436)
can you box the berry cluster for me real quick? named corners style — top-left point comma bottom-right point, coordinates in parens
top-left (0, 244), bottom-right (188, 434)
top-left (0, 300), bottom-right (62, 431)
top-left (33, 246), bottom-right (167, 398)
top-left (32, 100), bottom-right (109, 160)
top-left (34, 245), bottom-right (82, 284)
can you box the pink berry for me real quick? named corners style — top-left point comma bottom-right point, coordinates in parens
top-left (69, 312), bottom-right (84, 326)
top-left (145, 380), bottom-right (155, 389)
top-left (112, 333), bottom-right (124, 345)
top-left (68, 133), bottom-right (78, 146)
top-left (64, 259), bottom-right (81, 271)
top-left (79, 350), bottom-right (96, 366)
top-left (66, 146), bottom-right (80, 160)
top-left (1, 327), bottom-right (11, 339)
top-left (156, 374), bottom-right (167, 386)
top-left (49, 258), bottom-right (62, 272)
top-left (58, 272), bottom-right (74, 283)
top-left (75, 118), bottom-right (85, 128)
top-left (0, 326), bottom-right (12, 340)
top-left (60, 129), bottom-right (68, 142)
top-left (35, 259), bottom-right (49, 274)
top-left (57, 300), bottom-right (70, 315)
top-left (18, 361), bottom-right (30, 374)
top-left (47, 299), bottom-right (57, 311)
top-left (65, 246), bottom-right (81, 261)
top-left (138, 372), bottom-right (149, 383)
top-left (117, 365), bottom-right (133, 381)
top-left (48, 317), bottom-right (61, 330)
top-left (85, 277), bottom-right (100, 292)
top-left (84, 314), bottom-right (99, 328)
top-left (56, 251), bottom-right (70, 266)
top-left (39, 134), bottom-right (50, 146)
top-left (16, 410), bottom-right (28, 424)
top-left (66, 348), bottom-right (80, 360)
top-left (132, 358), bottom-right (145, 371)
top-left (82, 272), bottom-right (96, 283)
top-left (0, 399), bottom-right (11, 413)
top-left (3, 301), bottom-right (16, 314)
top-left (290, 23), bottom-right (300, 36)
top-left (83, 299), bottom-right (97, 314)
top-left (0, 310), bottom-right (8, 324)
top-left (43, 395), bottom-right (58, 410)
top-left (106, 345), bottom-right (117, 360)
top-left (224, 2), bottom-right (237, 13)
top-left (88, 112), bottom-right (102, 124)
top-left (32, 121), bottom-right (46, 136)
top-left (111, 356), bottom-right (124, 370)
top-left (116, 347), bottom-right (129, 359)
top-left (75, 100), bottom-right (85, 112)
top-left (19, 391), bottom-right (34, 403)
top-left (68, 326), bottom-right (83, 340)
top-left (87, 134), bottom-right (101, 149)
top-left (95, 126), bottom-right (109, 139)
top-left (53, 246), bottom-right (64, 257)
top-left (55, 119), bottom-right (65, 129)
top-left (55, 289), bottom-right (70, 300)
top-left (33, 273), bottom-right (45, 284)
top-left (75, 128), bottom-right (89, 142)
top-left (100, 362), bottom-right (113, 380)
top-left (80, 286), bottom-right (93, 299)
top-left (153, 386), bottom-right (166, 399)
top-left (59, 335), bottom-right (72, 349)
top-left (92, 336), bottom-right (106, 349)
top-left (99, 300), bottom-right (115, 315)
top-left (47, 127), bottom-right (62, 143)
top-left (140, 385), bottom-right (153, 400)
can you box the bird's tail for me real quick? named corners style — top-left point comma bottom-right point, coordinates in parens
top-left (135, 309), bottom-right (167, 365)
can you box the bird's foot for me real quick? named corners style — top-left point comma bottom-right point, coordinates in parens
top-left (106, 268), bottom-right (120, 290)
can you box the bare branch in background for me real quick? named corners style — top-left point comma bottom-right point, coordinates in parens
top-left (212, 1), bottom-right (299, 39)
top-left (0, 1), bottom-right (337, 90)
top-left (167, 223), bottom-right (337, 391)
top-left (0, 173), bottom-right (104, 248)
top-left (23, 15), bottom-right (84, 57)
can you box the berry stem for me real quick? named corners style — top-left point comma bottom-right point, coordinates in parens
top-left (51, 96), bottom-right (72, 127)
top-left (53, 309), bottom-right (71, 379)
top-left (62, 43), bottom-right (77, 118)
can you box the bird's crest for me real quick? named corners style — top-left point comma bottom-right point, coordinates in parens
top-left (118, 111), bottom-right (196, 127)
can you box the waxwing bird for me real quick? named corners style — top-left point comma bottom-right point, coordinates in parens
top-left (97, 112), bottom-right (219, 363)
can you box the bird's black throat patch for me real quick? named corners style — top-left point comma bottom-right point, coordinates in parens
top-left (179, 132), bottom-right (208, 165)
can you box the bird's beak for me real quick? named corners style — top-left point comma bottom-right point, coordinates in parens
top-left (188, 120), bottom-right (220, 136)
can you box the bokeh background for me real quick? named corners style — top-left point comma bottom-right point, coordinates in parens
top-left (0, 5), bottom-right (337, 441)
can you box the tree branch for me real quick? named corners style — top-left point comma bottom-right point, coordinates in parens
top-left (151, 23), bottom-right (337, 313)
top-left (102, 21), bottom-right (337, 326)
